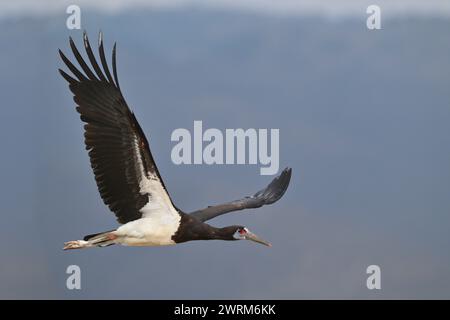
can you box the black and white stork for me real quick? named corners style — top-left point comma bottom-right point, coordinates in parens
top-left (59, 32), bottom-right (292, 250)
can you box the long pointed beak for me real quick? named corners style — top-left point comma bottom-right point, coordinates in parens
top-left (245, 231), bottom-right (272, 247)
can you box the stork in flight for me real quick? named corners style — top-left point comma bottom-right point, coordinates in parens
top-left (59, 32), bottom-right (292, 250)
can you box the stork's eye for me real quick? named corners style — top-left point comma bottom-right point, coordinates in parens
top-left (239, 228), bottom-right (247, 235)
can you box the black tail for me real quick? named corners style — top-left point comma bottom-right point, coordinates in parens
top-left (83, 230), bottom-right (114, 241)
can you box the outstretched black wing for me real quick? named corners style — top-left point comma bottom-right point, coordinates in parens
top-left (190, 168), bottom-right (292, 222)
top-left (59, 32), bottom-right (178, 224)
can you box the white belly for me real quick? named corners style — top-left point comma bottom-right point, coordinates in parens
top-left (115, 214), bottom-right (181, 247)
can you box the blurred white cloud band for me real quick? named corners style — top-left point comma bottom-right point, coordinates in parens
top-left (1, 0), bottom-right (450, 19)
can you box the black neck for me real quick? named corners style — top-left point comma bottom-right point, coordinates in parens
top-left (172, 213), bottom-right (239, 243)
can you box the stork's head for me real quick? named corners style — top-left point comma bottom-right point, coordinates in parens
top-left (231, 226), bottom-right (272, 247)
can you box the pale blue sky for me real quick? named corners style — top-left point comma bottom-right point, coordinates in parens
top-left (1, 0), bottom-right (450, 19)
top-left (0, 3), bottom-right (449, 299)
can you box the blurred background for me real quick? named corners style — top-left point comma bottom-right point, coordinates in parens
top-left (0, 0), bottom-right (450, 299)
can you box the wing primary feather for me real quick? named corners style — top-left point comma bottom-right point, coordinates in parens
top-left (98, 31), bottom-right (116, 86)
top-left (69, 36), bottom-right (98, 81)
top-left (112, 42), bottom-right (121, 91)
top-left (59, 49), bottom-right (88, 81)
top-left (83, 31), bottom-right (107, 82)
top-left (58, 68), bottom-right (77, 84)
